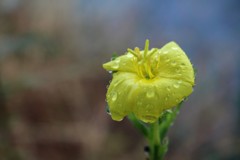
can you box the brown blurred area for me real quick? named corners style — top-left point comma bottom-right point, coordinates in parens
top-left (0, 1), bottom-right (145, 160)
top-left (0, 0), bottom-right (240, 160)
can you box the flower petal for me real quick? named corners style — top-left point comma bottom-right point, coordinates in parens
top-left (129, 78), bottom-right (193, 123)
top-left (106, 72), bottom-right (193, 123)
top-left (106, 72), bottom-right (140, 121)
top-left (156, 42), bottom-right (195, 85)
top-left (103, 53), bottom-right (137, 73)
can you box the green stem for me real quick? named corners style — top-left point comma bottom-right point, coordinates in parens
top-left (149, 120), bottom-right (162, 160)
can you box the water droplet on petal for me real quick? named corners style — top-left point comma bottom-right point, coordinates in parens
top-left (180, 63), bottom-right (186, 68)
top-left (137, 101), bottom-right (142, 106)
top-left (127, 54), bottom-right (133, 58)
top-left (146, 90), bottom-right (155, 98)
top-left (163, 51), bottom-right (169, 54)
top-left (177, 80), bottom-right (182, 84)
top-left (172, 47), bottom-right (178, 50)
top-left (167, 86), bottom-right (171, 91)
top-left (115, 58), bottom-right (120, 63)
top-left (171, 61), bottom-right (177, 66)
top-left (176, 68), bottom-right (181, 73)
top-left (165, 58), bottom-right (170, 63)
top-left (173, 83), bottom-right (180, 88)
top-left (146, 104), bottom-right (153, 113)
top-left (111, 92), bottom-right (118, 101)
top-left (106, 107), bottom-right (111, 115)
top-left (112, 63), bottom-right (119, 69)
top-left (111, 112), bottom-right (123, 121)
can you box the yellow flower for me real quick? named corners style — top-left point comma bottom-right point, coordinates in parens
top-left (103, 40), bottom-right (195, 123)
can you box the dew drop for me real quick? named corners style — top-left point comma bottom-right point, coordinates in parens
top-left (177, 80), bottom-right (182, 84)
top-left (106, 107), bottom-right (111, 115)
top-left (171, 61), bottom-right (177, 66)
top-left (146, 90), bottom-right (155, 98)
top-left (176, 98), bottom-right (182, 103)
top-left (137, 101), bottom-right (142, 106)
top-left (112, 63), bottom-right (119, 69)
top-left (146, 104), bottom-right (152, 113)
top-left (180, 63), bottom-right (186, 68)
top-left (163, 51), bottom-right (169, 54)
top-left (176, 68), bottom-right (181, 73)
top-left (127, 54), bottom-right (134, 58)
top-left (165, 58), bottom-right (170, 63)
top-left (167, 86), bottom-right (171, 91)
top-left (172, 47), bottom-right (178, 50)
top-left (115, 58), bottom-right (120, 63)
top-left (111, 92), bottom-right (118, 101)
top-left (112, 112), bottom-right (123, 121)
top-left (173, 83), bottom-right (180, 88)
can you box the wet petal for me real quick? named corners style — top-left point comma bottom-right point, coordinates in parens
top-left (103, 53), bottom-right (138, 73)
top-left (106, 72), bottom-right (140, 121)
top-left (156, 42), bottom-right (195, 85)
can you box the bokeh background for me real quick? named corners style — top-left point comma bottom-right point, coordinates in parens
top-left (0, 0), bottom-right (240, 160)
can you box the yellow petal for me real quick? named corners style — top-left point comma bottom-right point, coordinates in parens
top-left (106, 72), bottom-right (193, 123)
top-left (102, 53), bottom-right (138, 73)
top-left (106, 72), bottom-right (139, 121)
top-left (156, 42), bottom-right (195, 85)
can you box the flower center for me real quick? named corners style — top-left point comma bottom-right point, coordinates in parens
top-left (128, 40), bottom-right (158, 79)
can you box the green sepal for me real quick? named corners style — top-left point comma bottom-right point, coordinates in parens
top-left (159, 101), bottom-right (183, 140)
top-left (127, 113), bottom-right (149, 137)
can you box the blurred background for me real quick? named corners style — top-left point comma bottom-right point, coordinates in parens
top-left (0, 0), bottom-right (239, 160)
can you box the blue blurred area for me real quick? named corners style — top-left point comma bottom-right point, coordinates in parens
top-left (0, 0), bottom-right (239, 160)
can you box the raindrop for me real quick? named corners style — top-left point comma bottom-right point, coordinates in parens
top-left (146, 90), bottom-right (155, 98)
top-left (172, 47), bottom-right (178, 50)
top-left (176, 68), bottom-right (181, 73)
top-left (171, 61), bottom-right (177, 66)
top-left (167, 86), bottom-right (171, 91)
top-left (111, 92), bottom-right (118, 101)
top-left (127, 54), bottom-right (134, 58)
top-left (106, 105), bottom-right (111, 115)
top-left (112, 63), bottom-right (119, 69)
top-left (180, 63), bottom-right (186, 68)
top-left (146, 104), bottom-right (152, 113)
top-left (115, 58), bottom-right (121, 63)
top-left (173, 83), bottom-right (180, 88)
top-left (137, 101), bottom-right (142, 106)
top-left (112, 112), bottom-right (123, 121)
top-left (177, 80), bottom-right (182, 84)
top-left (165, 58), bottom-right (170, 63)
top-left (176, 98), bottom-right (182, 103)
top-left (163, 51), bottom-right (169, 54)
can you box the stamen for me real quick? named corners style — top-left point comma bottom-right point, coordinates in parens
top-left (127, 48), bottom-right (138, 57)
top-left (147, 48), bottom-right (158, 59)
top-left (134, 47), bottom-right (141, 55)
top-left (144, 39), bottom-right (149, 58)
